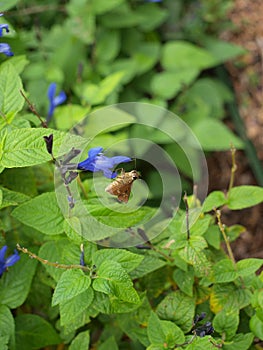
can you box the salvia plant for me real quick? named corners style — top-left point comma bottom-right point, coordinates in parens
top-left (0, 1), bottom-right (263, 350)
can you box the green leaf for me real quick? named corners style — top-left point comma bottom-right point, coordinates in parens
top-left (92, 249), bottom-right (143, 273)
top-left (161, 41), bottom-right (217, 72)
top-left (78, 105), bottom-right (136, 137)
top-left (190, 215), bottom-right (212, 236)
top-left (0, 128), bottom-right (66, 168)
top-left (192, 119), bottom-right (244, 150)
top-left (151, 70), bottom-right (199, 99)
top-left (129, 255), bottom-right (166, 279)
top-left (81, 71), bottom-right (125, 105)
top-left (87, 205), bottom-right (155, 229)
top-left (185, 337), bottom-right (215, 350)
top-left (204, 38), bottom-right (245, 64)
top-left (91, 0), bottom-right (124, 14)
top-left (92, 290), bottom-right (140, 314)
top-left (213, 308), bottom-right (239, 339)
top-left (178, 236), bottom-right (210, 276)
top-left (98, 337), bottom-right (118, 350)
top-left (69, 331), bottom-right (90, 350)
top-left (222, 333), bottom-right (254, 350)
top-left (227, 186), bottom-right (263, 209)
top-left (38, 241), bottom-right (65, 282)
top-left (95, 29), bottom-right (120, 62)
top-left (236, 258), bottom-right (263, 277)
top-left (183, 78), bottom-right (233, 120)
top-left (1, 167), bottom-right (37, 197)
top-left (173, 268), bottom-right (194, 297)
top-left (226, 225), bottom-right (246, 242)
top-left (12, 192), bottom-right (64, 235)
top-left (52, 269), bottom-right (91, 306)
top-left (133, 42), bottom-right (160, 74)
top-left (0, 62), bottom-right (24, 126)
top-left (213, 259), bottom-right (238, 283)
top-left (0, 187), bottom-right (29, 209)
top-left (117, 298), bottom-right (150, 346)
top-left (6, 55), bottom-right (30, 75)
top-left (0, 254), bottom-right (37, 308)
top-left (0, 0), bottom-right (19, 11)
top-left (99, 5), bottom-right (145, 28)
top-left (0, 305), bottom-right (15, 349)
top-left (137, 4), bottom-right (168, 31)
top-left (147, 312), bottom-right (185, 348)
top-left (250, 314), bottom-right (263, 340)
top-left (60, 288), bottom-right (94, 326)
top-left (202, 191), bottom-right (227, 212)
top-left (204, 225), bottom-right (221, 250)
top-left (93, 260), bottom-right (140, 304)
top-left (15, 314), bottom-right (61, 350)
top-left (156, 291), bottom-right (195, 332)
top-left (55, 104), bottom-right (90, 130)
top-left (210, 284), bottom-right (251, 314)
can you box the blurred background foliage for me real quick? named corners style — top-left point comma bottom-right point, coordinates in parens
top-left (2, 0), bottom-right (246, 197)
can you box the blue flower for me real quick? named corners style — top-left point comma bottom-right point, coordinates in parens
top-left (47, 82), bottom-right (67, 121)
top-left (0, 14), bottom-right (14, 57)
top-left (77, 146), bottom-right (131, 178)
top-left (0, 23), bottom-right (9, 37)
top-left (0, 43), bottom-right (13, 56)
top-left (0, 245), bottom-right (20, 277)
top-left (145, 0), bottom-right (162, 2)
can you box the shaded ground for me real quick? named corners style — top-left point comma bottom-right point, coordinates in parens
top-left (208, 0), bottom-right (263, 260)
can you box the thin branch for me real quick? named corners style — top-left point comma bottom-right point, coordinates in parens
top-left (228, 144), bottom-right (237, 193)
top-left (216, 210), bottom-right (236, 264)
top-left (77, 176), bottom-right (88, 199)
top-left (8, 5), bottom-right (66, 17)
top-left (173, 334), bottom-right (197, 348)
top-left (17, 244), bottom-right (91, 272)
top-left (20, 90), bottom-right (48, 128)
top-left (183, 192), bottom-right (190, 240)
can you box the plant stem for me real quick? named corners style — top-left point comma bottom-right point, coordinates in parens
top-left (216, 210), bottom-right (236, 264)
top-left (183, 192), bottom-right (190, 240)
top-left (228, 144), bottom-right (237, 193)
top-left (16, 244), bottom-right (91, 271)
top-left (20, 90), bottom-right (48, 128)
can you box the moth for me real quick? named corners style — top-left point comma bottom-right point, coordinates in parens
top-left (105, 169), bottom-right (140, 203)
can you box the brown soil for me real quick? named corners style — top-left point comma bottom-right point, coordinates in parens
top-left (208, 0), bottom-right (263, 260)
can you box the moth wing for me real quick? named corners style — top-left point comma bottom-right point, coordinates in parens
top-left (117, 185), bottom-right (132, 203)
top-left (105, 183), bottom-right (117, 195)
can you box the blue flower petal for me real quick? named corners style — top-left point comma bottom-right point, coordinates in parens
top-left (5, 250), bottom-right (20, 268)
top-left (110, 156), bottom-right (131, 165)
top-left (103, 169), bottom-right (116, 179)
top-left (0, 245), bottom-right (7, 263)
top-left (77, 147), bottom-right (131, 178)
top-left (48, 82), bottom-right (57, 101)
top-left (0, 43), bottom-right (13, 56)
top-left (0, 23), bottom-right (9, 37)
top-left (77, 159), bottom-right (95, 171)
top-left (47, 83), bottom-right (67, 120)
top-left (53, 91), bottom-right (67, 107)
top-left (88, 147), bottom-right (103, 160)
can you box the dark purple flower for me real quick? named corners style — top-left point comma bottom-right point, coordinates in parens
top-left (43, 134), bottom-right (54, 155)
top-left (0, 245), bottom-right (20, 277)
top-left (145, 0), bottom-right (162, 2)
top-left (77, 146), bottom-right (131, 178)
top-left (47, 82), bottom-right (67, 121)
top-left (195, 322), bottom-right (214, 337)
